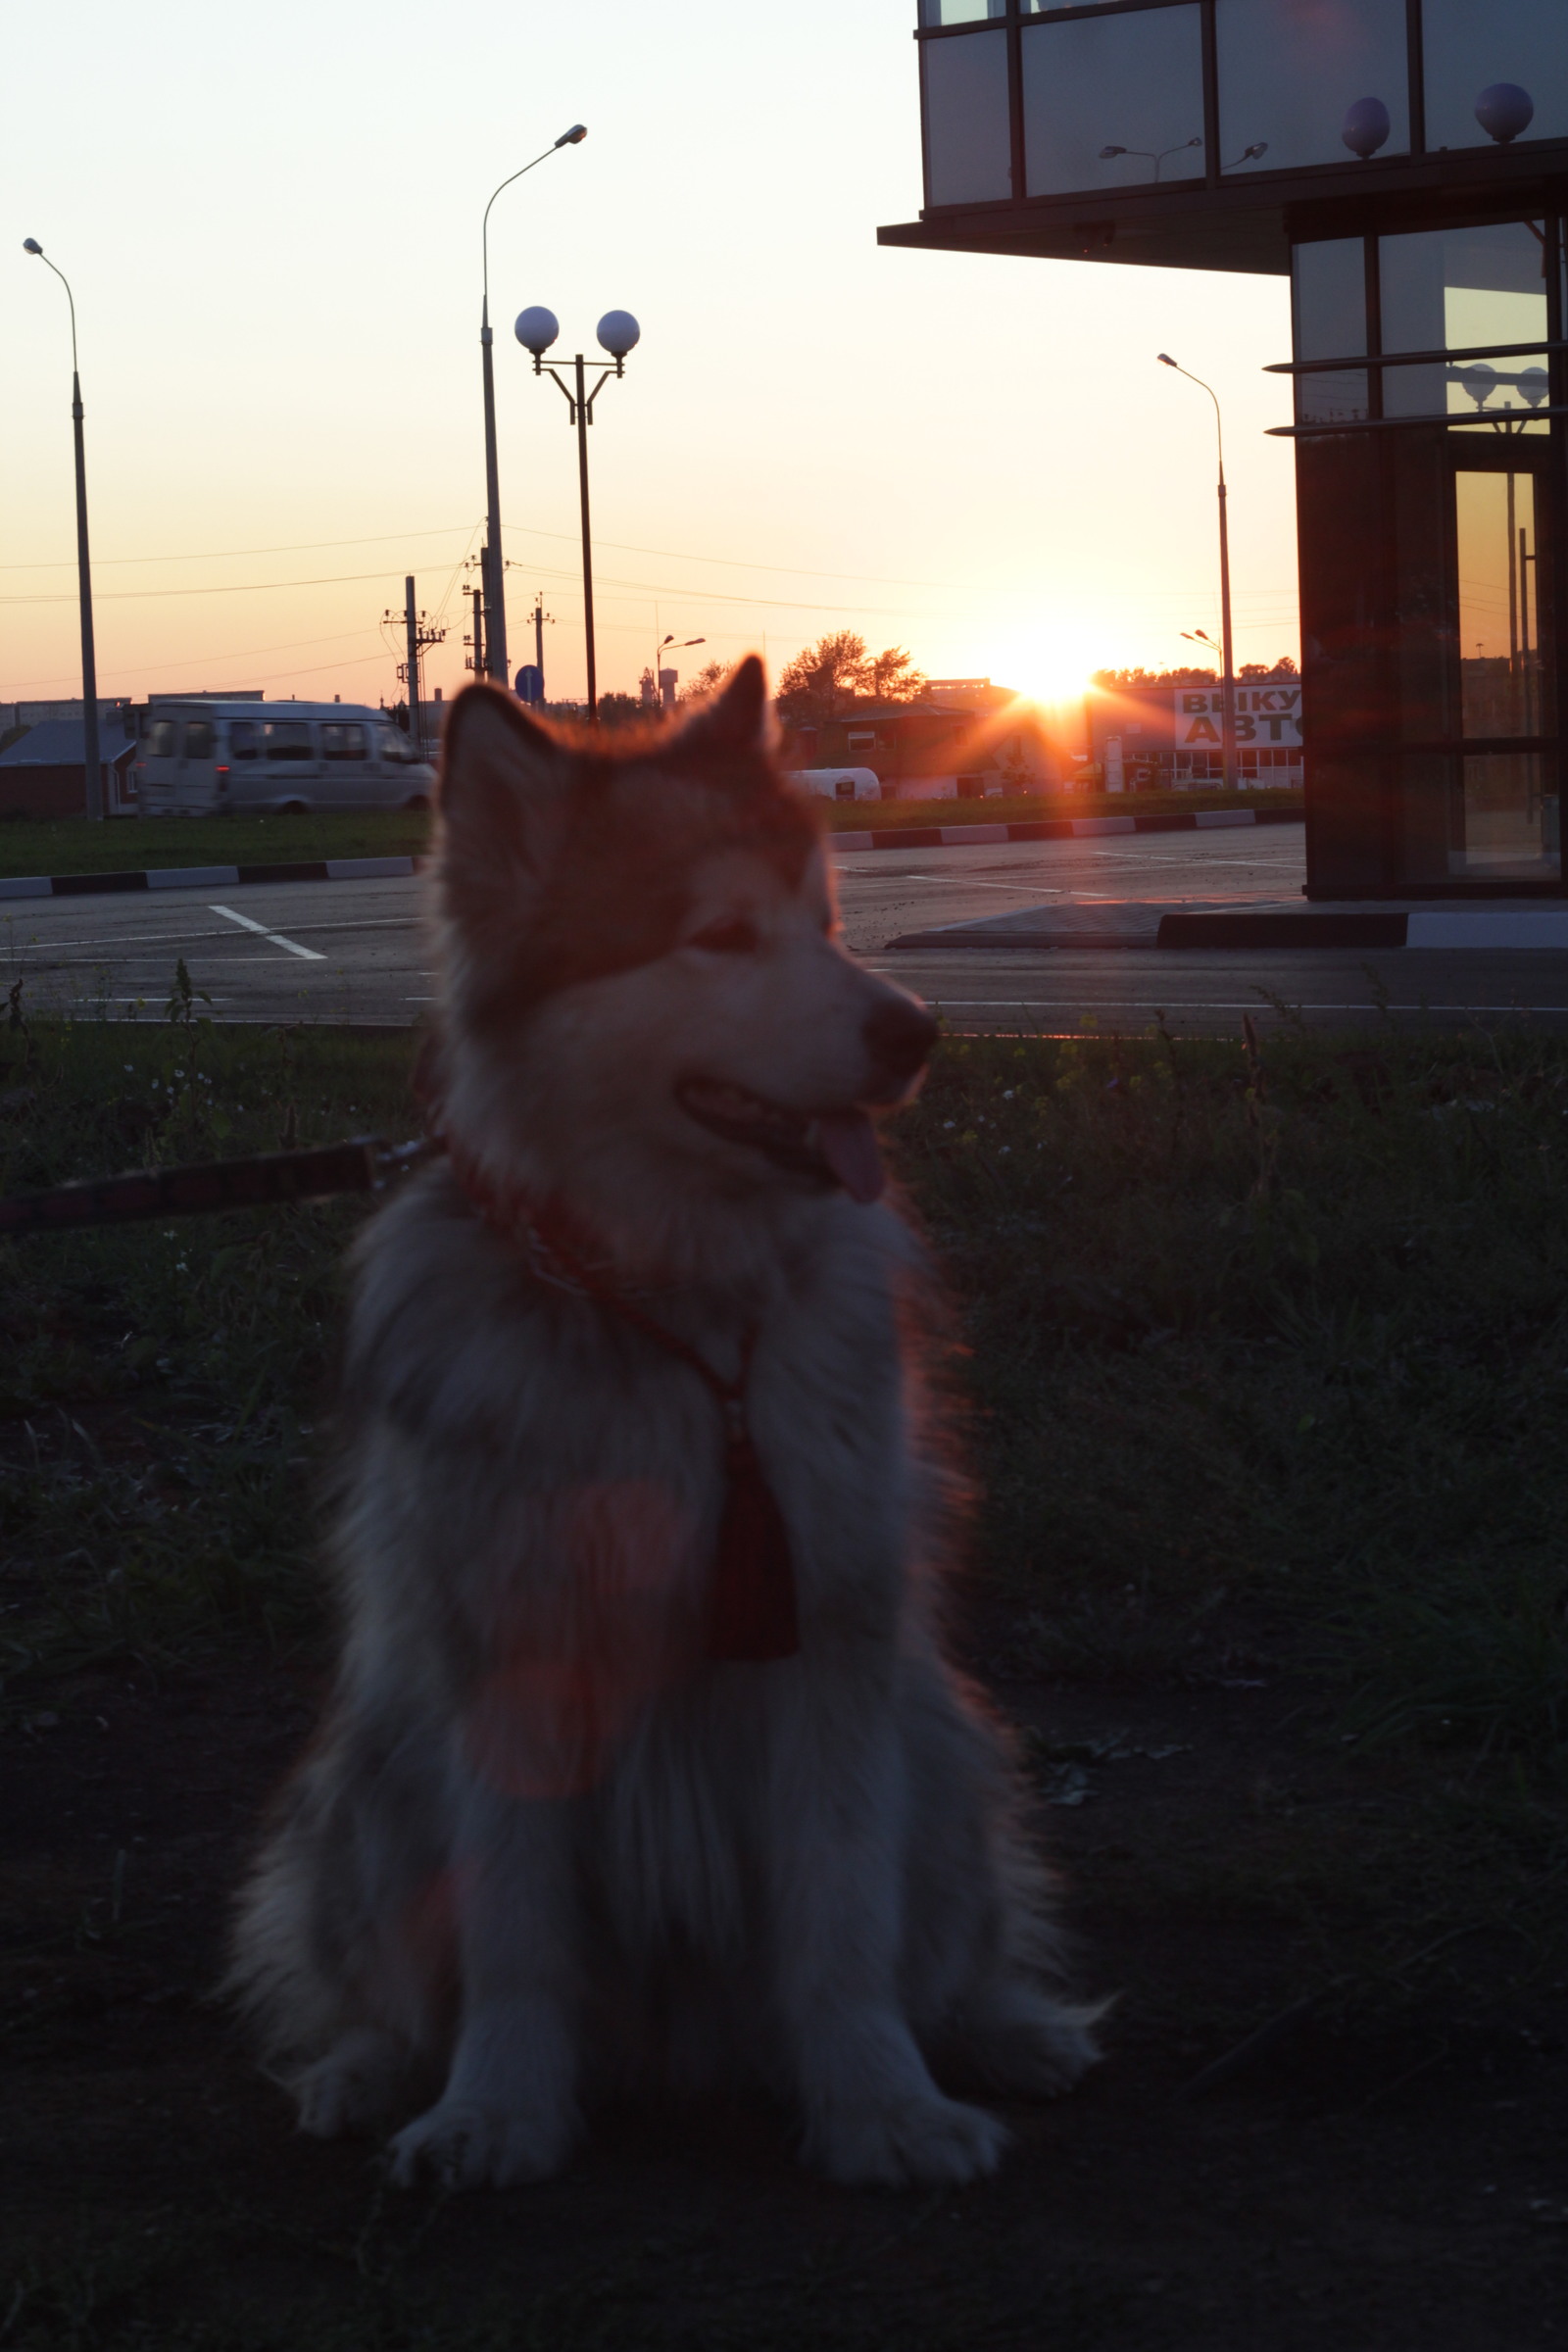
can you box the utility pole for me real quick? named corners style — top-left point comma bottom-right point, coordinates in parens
top-left (382, 577), bottom-right (447, 755)
top-left (465, 583), bottom-right (485, 679)
top-left (24, 239), bottom-right (102, 819)
top-left (532, 593), bottom-right (552, 698)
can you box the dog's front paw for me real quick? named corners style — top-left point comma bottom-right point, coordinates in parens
top-left (808, 2091), bottom-right (1009, 2189)
top-left (960, 1995), bottom-right (1104, 2098)
top-left (295, 2029), bottom-right (409, 2139)
top-left (387, 2096), bottom-right (572, 2190)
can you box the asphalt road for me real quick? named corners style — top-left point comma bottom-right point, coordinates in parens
top-left (6, 823), bottom-right (1568, 1036)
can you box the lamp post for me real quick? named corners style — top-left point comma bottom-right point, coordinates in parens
top-left (23, 238), bottom-right (102, 821)
top-left (1099, 136), bottom-right (1201, 180)
top-left (516, 308), bottom-right (641, 722)
top-left (655, 632), bottom-right (705, 712)
top-left (479, 125), bottom-right (586, 692)
top-left (1159, 353), bottom-right (1236, 792)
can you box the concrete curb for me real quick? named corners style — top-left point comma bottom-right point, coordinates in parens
top-left (0, 854), bottom-right (419, 904)
top-left (1159, 908), bottom-right (1568, 951)
top-left (832, 806), bottom-right (1297, 854)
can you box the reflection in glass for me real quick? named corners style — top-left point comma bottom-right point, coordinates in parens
top-left (1451, 753), bottom-right (1557, 877)
top-left (1298, 369), bottom-right (1370, 425)
top-left (1423, 0), bottom-right (1568, 153)
top-left (1379, 220), bottom-right (1548, 418)
top-left (1217, 0), bottom-right (1408, 173)
top-left (1457, 471), bottom-right (1544, 739)
top-left (923, 27), bottom-right (1011, 205)
top-left (1293, 238), bottom-right (1367, 360)
top-left (1022, 7), bottom-right (1203, 198)
top-left (918, 0), bottom-right (1004, 24)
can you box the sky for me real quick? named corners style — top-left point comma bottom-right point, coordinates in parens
top-left (3, 0), bottom-right (1300, 716)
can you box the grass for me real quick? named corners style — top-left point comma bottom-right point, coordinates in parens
top-left (3, 1005), bottom-right (1565, 1772)
top-left (0, 809), bottom-right (431, 879)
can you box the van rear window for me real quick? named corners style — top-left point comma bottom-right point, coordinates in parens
top-left (184, 720), bottom-right (215, 759)
top-left (263, 722), bottom-right (315, 761)
top-left (144, 719), bottom-right (178, 759)
top-left (230, 721), bottom-right (261, 760)
top-left (321, 723), bottom-right (368, 761)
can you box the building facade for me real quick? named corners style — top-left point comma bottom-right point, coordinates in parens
top-left (881, 0), bottom-right (1566, 896)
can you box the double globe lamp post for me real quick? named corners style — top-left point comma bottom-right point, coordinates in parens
top-left (514, 306), bottom-right (641, 723)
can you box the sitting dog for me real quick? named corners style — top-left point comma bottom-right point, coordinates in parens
top-left (228, 659), bottom-right (1099, 2188)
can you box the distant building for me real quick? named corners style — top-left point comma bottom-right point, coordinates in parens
top-left (1087, 673), bottom-right (1303, 792)
top-left (783, 686), bottom-right (1069, 799)
top-left (0, 717), bottom-right (139, 818)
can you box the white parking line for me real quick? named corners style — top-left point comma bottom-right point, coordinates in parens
top-left (209, 904), bottom-right (325, 960)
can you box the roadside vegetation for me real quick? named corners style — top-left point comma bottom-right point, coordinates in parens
top-left (0, 786), bottom-right (1301, 880)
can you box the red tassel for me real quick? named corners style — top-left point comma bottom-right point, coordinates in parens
top-left (709, 1431), bottom-right (799, 1661)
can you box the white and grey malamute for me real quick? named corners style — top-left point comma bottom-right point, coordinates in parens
top-left (228, 660), bottom-right (1099, 2188)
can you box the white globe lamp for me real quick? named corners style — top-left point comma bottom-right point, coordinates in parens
top-left (514, 305), bottom-right (560, 358)
top-left (597, 309), bottom-right (641, 360)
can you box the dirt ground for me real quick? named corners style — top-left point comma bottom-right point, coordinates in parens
top-left (3, 1601), bottom-right (1564, 2352)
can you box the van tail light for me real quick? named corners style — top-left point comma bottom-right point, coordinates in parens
top-left (216, 764), bottom-right (230, 789)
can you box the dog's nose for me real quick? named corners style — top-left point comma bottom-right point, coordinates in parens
top-left (863, 998), bottom-right (939, 1087)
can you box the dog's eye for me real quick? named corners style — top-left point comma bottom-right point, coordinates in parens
top-left (690, 916), bottom-right (760, 956)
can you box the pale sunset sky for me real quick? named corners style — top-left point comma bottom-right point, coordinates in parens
top-left (4, 0), bottom-right (1300, 713)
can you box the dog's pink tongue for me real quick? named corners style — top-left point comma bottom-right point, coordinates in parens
top-left (816, 1109), bottom-right (885, 1204)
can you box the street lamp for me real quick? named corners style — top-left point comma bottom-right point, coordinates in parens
top-left (478, 125), bottom-right (586, 691)
top-left (1159, 353), bottom-right (1236, 793)
top-left (1099, 136), bottom-right (1201, 181)
top-left (517, 307), bottom-right (641, 722)
top-left (655, 632), bottom-right (705, 712)
top-left (23, 238), bottom-right (102, 821)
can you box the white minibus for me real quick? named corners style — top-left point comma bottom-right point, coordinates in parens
top-left (134, 702), bottom-right (436, 816)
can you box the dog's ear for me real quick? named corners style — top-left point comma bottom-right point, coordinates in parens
top-left (672, 654), bottom-right (768, 765)
top-left (436, 685), bottom-right (573, 892)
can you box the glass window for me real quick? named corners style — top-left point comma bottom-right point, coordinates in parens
top-left (183, 719), bottom-right (215, 760)
top-left (1217, 0), bottom-right (1408, 173)
top-left (1423, 0), bottom-right (1567, 154)
top-left (1022, 6), bottom-right (1203, 198)
top-left (1293, 240), bottom-right (1369, 422)
top-left (923, 27), bottom-right (1011, 205)
top-left (377, 726), bottom-right (411, 764)
top-left (1456, 471), bottom-right (1546, 740)
top-left (1380, 220), bottom-right (1548, 420)
top-left (229, 720), bottom-right (260, 760)
top-left (143, 718), bottom-right (177, 759)
top-left (263, 721), bottom-right (316, 762)
top-left (919, 0), bottom-right (1004, 24)
top-left (321, 722), bottom-right (368, 761)
top-left (1451, 752), bottom-right (1557, 878)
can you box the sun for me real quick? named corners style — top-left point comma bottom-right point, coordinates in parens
top-left (985, 619), bottom-right (1101, 710)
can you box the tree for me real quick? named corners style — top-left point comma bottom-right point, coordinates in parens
top-left (860, 646), bottom-right (925, 703)
top-left (677, 659), bottom-right (729, 705)
top-left (1091, 665), bottom-right (1216, 689)
top-left (1239, 656), bottom-right (1299, 679)
top-left (774, 631), bottom-right (869, 724)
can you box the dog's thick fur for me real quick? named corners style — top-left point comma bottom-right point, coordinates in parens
top-left (227, 662), bottom-right (1099, 2189)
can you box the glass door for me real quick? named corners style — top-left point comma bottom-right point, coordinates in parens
top-left (1446, 447), bottom-right (1558, 881)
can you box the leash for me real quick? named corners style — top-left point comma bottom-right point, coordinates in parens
top-left (442, 1134), bottom-right (799, 1666)
top-left (3, 1119), bottom-right (801, 1665)
top-left (0, 1137), bottom-right (434, 1235)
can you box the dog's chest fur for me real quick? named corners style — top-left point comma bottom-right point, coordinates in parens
top-left (336, 1171), bottom-right (928, 1738)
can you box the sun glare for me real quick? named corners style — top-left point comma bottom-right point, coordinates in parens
top-left (986, 619), bottom-right (1102, 711)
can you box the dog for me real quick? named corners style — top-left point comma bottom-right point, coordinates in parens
top-left (227, 658), bottom-right (1099, 2189)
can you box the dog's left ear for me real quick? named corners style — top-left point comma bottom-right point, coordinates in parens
top-left (674, 654), bottom-right (768, 762)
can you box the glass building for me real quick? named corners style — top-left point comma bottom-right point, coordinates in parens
top-left (881, 0), bottom-right (1568, 896)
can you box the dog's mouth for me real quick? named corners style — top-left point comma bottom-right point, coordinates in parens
top-left (675, 1077), bottom-right (885, 1203)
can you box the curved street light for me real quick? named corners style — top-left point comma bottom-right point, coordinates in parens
top-left (23, 238), bottom-right (103, 820)
top-left (1159, 353), bottom-right (1236, 792)
top-left (656, 632), bottom-right (705, 710)
top-left (518, 308), bottom-right (641, 721)
top-left (478, 125), bottom-right (586, 689)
